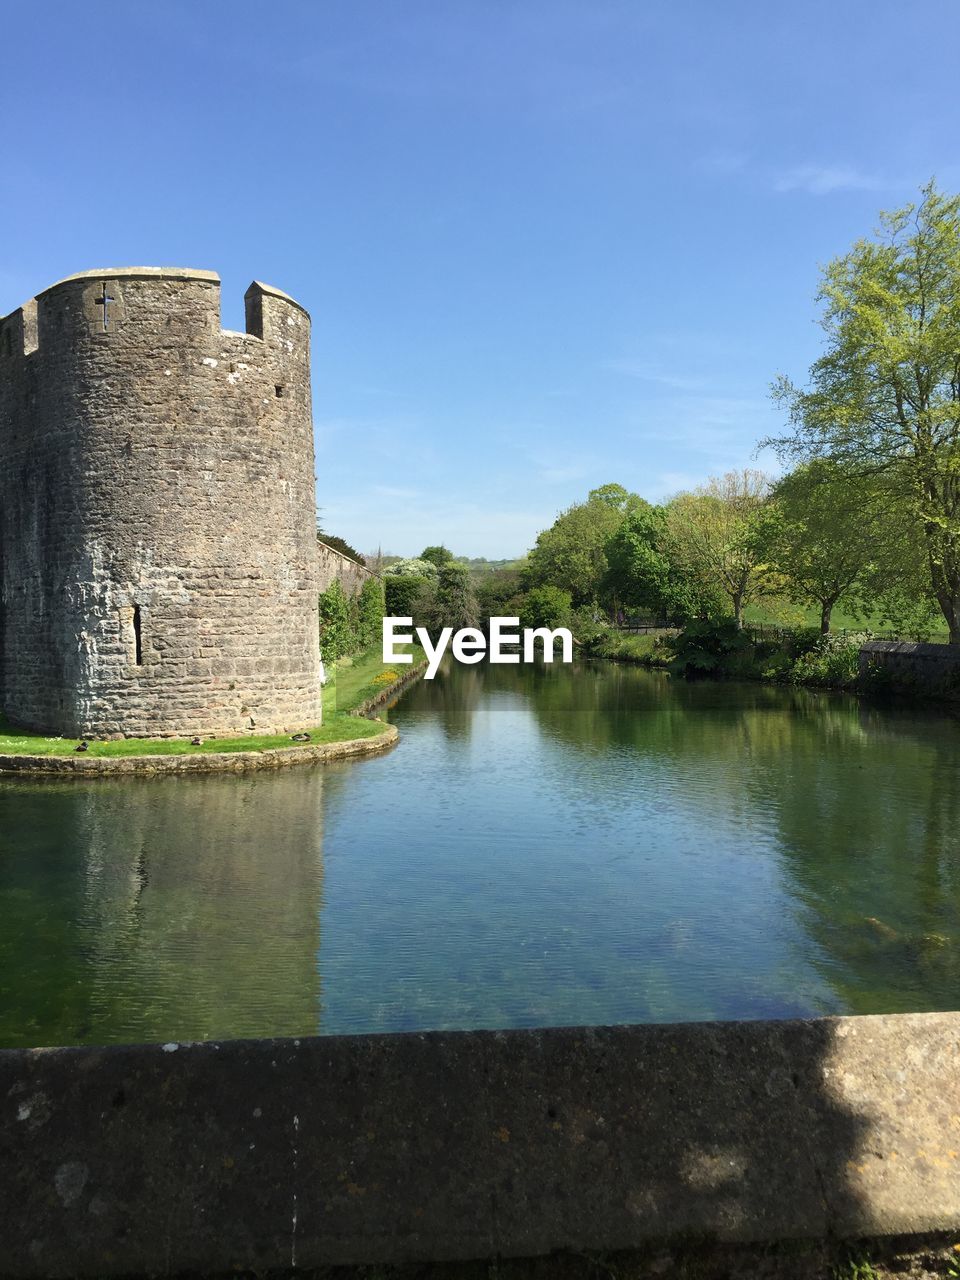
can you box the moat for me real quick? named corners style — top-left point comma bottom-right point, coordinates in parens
top-left (1, 659), bottom-right (959, 1049)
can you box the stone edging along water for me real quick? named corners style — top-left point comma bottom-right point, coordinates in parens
top-left (2, 1012), bottom-right (959, 1276)
top-left (346, 657), bottom-right (430, 717)
top-left (0, 722), bottom-right (398, 776)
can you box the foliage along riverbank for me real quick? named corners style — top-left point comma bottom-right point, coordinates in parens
top-left (584, 621), bottom-right (914, 697)
top-left (326, 641), bottom-right (427, 715)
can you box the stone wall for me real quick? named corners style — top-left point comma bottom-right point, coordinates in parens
top-left (2, 1013), bottom-right (960, 1276)
top-left (0, 268), bottom-right (322, 738)
top-left (317, 540), bottom-right (378, 597)
top-left (860, 640), bottom-right (960, 697)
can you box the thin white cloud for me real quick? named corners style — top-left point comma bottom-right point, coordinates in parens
top-left (774, 164), bottom-right (886, 195)
top-left (697, 148), bottom-right (751, 177)
top-left (603, 358), bottom-right (705, 392)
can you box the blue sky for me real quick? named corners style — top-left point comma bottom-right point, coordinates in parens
top-left (3, 2), bottom-right (959, 558)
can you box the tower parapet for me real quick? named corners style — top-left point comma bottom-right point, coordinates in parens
top-left (0, 267), bottom-right (322, 737)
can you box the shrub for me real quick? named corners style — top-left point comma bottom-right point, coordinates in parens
top-left (318, 580), bottom-right (353, 662)
top-left (789, 633), bottom-right (863, 689)
top-left (385, 575), bottom-right (431, 617)
top-left (669, 619), bottom-right (755, 679)
top-left (356, 577), bottom-right (385, 650)
top-left (517, 585), bottom-right (573, 631)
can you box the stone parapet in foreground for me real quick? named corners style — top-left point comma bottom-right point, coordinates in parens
top-left (1, 1013), bottom-right (959, 1276)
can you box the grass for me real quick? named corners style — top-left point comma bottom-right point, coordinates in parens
top-left (743, 599), bottom-right (950, 640)
top-left (586, 631), bottom-right (674, 667)
top-left (0, 642), bottom-right (426, 759)
top-left (326, 641), bottom-right (425, 713)
top-left (0, 711), bottom-right (387, 759)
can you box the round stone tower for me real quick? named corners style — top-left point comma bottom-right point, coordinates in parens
top-left (0, 267), bottom-right (322, 738)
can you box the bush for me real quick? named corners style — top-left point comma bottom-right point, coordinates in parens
top-left (385, 575), bottom-right (431, 617)
top-left (383, 557), bottom-right (439, 579)
top-left (669, 619), bottom-right (755, 679)
top-left (517, 585), bottom-right (572, 631)
top-left (789, 633), bottom-right (863, 689)
top-left (356, 577), bottom-right (385, 650)
top-left (318, 580), bottom-right (353, 662)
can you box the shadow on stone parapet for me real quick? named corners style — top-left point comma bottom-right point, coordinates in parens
top-left (3, 1013), bottom-right (958, 1277)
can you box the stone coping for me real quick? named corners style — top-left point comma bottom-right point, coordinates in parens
top-left (244, 277), bottom-right (311, 316)
top-left (35, 266), bottom-right (222, 294)
top-left (2, 269), bottom-right (309, 324)
top-left (0, 722), bottom-right (397, 776)
top-left (2, 1012), bottom-right (959, 1276)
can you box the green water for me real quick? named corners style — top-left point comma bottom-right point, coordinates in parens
top-left (2, 659), bottom-right (959, 1047)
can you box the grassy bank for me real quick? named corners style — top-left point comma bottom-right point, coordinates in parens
top-left (0, 642), bottom-right (427, 759)
top-left (743, 599), bottom-right (950, 642)
top-left (327, 641), bottom-right (426, 714)
top-left (587, 630), bottom-right (675, 668)
top-left (584, 622), bottom-right (916, 694)
top-left (0, 711), bottom-right (386, 759)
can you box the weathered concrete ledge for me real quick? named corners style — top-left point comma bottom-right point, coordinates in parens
top-left (0, 722), bottom-right (397, 776)
top-left (2, 1013), bottom-right (959, 1277)
top-left (860, 639), bottom-right (960, 697)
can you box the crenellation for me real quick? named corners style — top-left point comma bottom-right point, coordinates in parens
top-left (0, 266), bottom-right (322, 738)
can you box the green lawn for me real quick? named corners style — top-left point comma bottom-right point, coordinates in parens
top-left (743, 599), bottom-right (949, 640)
top-left (0, 641), bottom-right (426, 759)
top-left (0, 711), bottom-right (386, 759)
top-left (326, 642), bottom-right (425, 713)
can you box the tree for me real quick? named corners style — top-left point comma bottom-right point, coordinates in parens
top-left (384, 574), bottom-right (433, 618)
top-left (423, 563), bottom-right (478, 633)
top-left (525, 490), bottom-right (637, 606)
top-left (518, 585), bottom-right (573, 631)
top-left (768, 182), bottom-right (960, 642)
top-left (665, 470), bottom-right (770, 629)
top-left (383, 556), bottom-right (439, 579)
top-left (604, 502), bottom-right (726, 622)
top-left (420, 545), bottom-right (455, 569)
top-left (587, 483), bottom-right (645, 515)
top-left (318, 580), bottom-right (353, 661)
top-left (755, 460), bottom-right (920, 633)
top-left (355, 577), bottom-right (385, 650)
top-left (317, 532), bottom-right (365, 564)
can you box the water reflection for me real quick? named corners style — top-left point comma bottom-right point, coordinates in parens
top-left (0, 771), bottom-right (329, 1047)
top-left (2, 660), bottom-right (960, 1047)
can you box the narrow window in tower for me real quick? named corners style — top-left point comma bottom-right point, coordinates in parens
top-left (133, 606), bottom-right (143, 666)
top-left (275, 384), bottom-right (284, 397)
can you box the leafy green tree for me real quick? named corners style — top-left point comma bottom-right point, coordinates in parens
top-left (318, 580), bottom-right (353, 661)
top-left (317, 532), bottom-right (365, 563)
top-left (525, 490), bottom-right (637, 606)
top-left (604, 503), bottom-right (670, 614)
top-left (768, 181), bottom-right (960, 642)
top-left (518, 585), bottom-right (573, 630)
top-left (665, 470), bottom-right (770, 629)
top-left (587, 482), bottom-right (645, 515)
top-left (604, 503), bottom-right (724, 622)
top-left (475, 571), bottom-right (523, 621)
top-left (384, 575), bottom-right (432, 617)
top-left (425, 563), bottom-right (478, 632)
top-left (755, 460), bottom-right (920, 633)
top-left (420, 545), bottom-right (455, 569)
top-left (355, 577), bottom-right (385, 650)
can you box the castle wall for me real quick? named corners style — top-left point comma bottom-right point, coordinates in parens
top-left (0, 268), bottom-right (322, 737)
top-left (317, 541), bottom-right (378, 597)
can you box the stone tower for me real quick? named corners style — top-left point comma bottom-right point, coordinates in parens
top-left (0, 267), bottom-right (322, 738)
